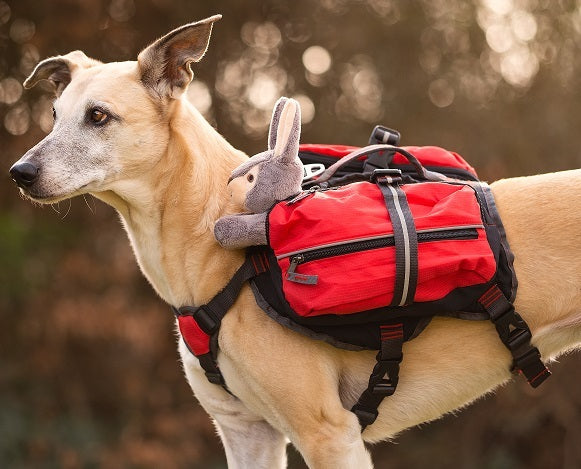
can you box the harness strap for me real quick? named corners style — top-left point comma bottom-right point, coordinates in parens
top-left (351, 323), bottom-right (404, 430)
top-left (478, 284), bottom-right (551, 388)
top-left (173, 249), bottom-right (270, 391)
top-left (374, 171), bottom-right (418, 306)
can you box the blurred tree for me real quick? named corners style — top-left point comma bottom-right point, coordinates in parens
top-left (1, 0), bottom-right (580, 468)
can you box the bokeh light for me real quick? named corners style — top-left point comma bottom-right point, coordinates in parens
top-left (0, 77), bottom-right (23, 105)
top-left (4, 103), bottom-right (30, 135)
top-left (9, 18), bottom-right (35, 43)
top-left (302, 46), bottom-right (332, 75)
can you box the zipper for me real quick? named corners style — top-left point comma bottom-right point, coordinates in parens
top-left (284, 226), bottom-right (481, 284)
top-left (286, 185), bottom-right (340, 205)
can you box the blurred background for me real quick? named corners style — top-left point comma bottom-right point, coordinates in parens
top-left (1, 0), bottom-right (580, 468)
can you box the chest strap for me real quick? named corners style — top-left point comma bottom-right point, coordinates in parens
top-left (173, 249), bottom-right (270, 390)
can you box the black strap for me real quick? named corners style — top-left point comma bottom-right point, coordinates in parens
top-left (174, 249), bottom-right (269, 390)
top-left (351, 323), bottom-right (404, 430)
top-left (478, 285), bottom-right (551, 388)
top-left (375, 172), bottom-right (418, 307)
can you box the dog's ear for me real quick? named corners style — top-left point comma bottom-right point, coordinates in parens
top-left (273, 98), bottom-right (301, 162)
top-left (138, 15), bottom-right (221, 100)
top-left (24, 50), bottom-right (101, 96)
top-left (268, 97), bottom-right (289, 151)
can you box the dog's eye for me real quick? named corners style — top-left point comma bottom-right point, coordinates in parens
top-left (52, 107), bottom-right (56, 121)
top-left (89, 108), bottom-right (108, 125)
top-left (247, 173), bottom-right (254, 183)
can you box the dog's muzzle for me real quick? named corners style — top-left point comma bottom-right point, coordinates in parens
top-left (9, 161), bottom-right (39, 188)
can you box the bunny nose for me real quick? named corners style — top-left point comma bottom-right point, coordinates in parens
top-left (9, 161), bottom-right (40, 188)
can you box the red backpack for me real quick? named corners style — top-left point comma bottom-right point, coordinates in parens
top-left (174, 133), bottom-right (550, 429)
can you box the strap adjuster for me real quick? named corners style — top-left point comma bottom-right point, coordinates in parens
top-left (491, 307), bottom-right (532, 353)
top-left (175, 305), bottom-right (219, 335)
top-left (372, 381), bottom-right (397, 397)
top-left (193, 306), bottom-right (219, 334)
top-left (371, 168), bottom-right (403, 184)
top-left (371, 356), bottom-right (401, 395)
top-left (205, 370), bottom-right (226, 386)
top-left (507, 327), bottom-right (532, 353)
top-left (513, 348), bottom-right (552, 388)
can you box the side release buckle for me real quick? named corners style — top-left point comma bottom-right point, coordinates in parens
top-left (176, 305), bottom-right (219, 335)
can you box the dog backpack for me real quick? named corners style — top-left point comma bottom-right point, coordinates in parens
top-left (174, 135), bottom-right (551, 430)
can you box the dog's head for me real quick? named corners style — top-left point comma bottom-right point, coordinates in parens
top-left (9, 15), bottom-right (221, 203)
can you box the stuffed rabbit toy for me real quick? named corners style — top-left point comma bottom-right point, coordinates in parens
top-left (214, 97), bottom-right (303, 249)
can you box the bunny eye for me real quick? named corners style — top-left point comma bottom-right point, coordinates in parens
top-left (247, 173), bottom-right (255, 183)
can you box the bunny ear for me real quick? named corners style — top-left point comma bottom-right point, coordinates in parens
top-left (268, 97), bottom-right (289, 150)
top-left (273, 98), bottom-right (301, 162)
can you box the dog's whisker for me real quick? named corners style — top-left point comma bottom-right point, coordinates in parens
top-left (60, 199), bottom-right (72, 219)
top-left (83, 194), bottom-right (96, 214)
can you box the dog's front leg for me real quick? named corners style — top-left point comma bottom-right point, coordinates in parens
top-left (179, 341), bottom-right (288, 469)
top-left (289, 405), bottom-right (373, 469)
top-left (216, 317), bottom-right (374, 469)
top-left (213, 410), bottom-right (288, 469)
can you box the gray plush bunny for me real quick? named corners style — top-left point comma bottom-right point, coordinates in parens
top-left (214, 97), bottom-right (303, 249)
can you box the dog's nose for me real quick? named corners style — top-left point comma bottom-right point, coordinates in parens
top-left (9, 161), bottom-right (40, 188)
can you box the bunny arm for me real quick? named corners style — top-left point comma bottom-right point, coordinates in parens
top-left (214, 212), bottom-right (268, 249)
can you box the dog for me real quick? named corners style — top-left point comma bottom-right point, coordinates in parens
top-left (9, 15), bottom-right (581, 468)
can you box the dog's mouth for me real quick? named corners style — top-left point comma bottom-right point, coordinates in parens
top-left (15, 181), bottom-right (92, 205)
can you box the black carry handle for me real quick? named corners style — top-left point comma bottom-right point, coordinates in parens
top-left (306, 144), bottom-right (448, 187)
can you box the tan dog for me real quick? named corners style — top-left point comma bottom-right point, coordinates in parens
top-left (9, 16), bottom-right (581, 468)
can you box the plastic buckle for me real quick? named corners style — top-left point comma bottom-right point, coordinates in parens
top-left (506, 327), bottom-right (532, 353)
top-left (512, 347), bottom-right (551, 388)
top-left (490, 306), bottom-right (514, 342)
top-left (371, 168), bottom-right (402, 183)
top-left (192, 306), bottom-right (219, 335)
top-left (369, 125), bottom-right (401, 145)
top-left (514, 347), bottom-right (541, 371)
top-left (372, 380), bottom-right (397, 396)
top-left (372, 356), bottom-right (401, 396)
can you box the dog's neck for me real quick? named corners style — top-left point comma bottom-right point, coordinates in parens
top-left (95, 99), bottom-right (247, 306)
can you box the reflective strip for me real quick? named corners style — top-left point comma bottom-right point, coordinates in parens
top-left (387, 184), bottom-right (411, 306)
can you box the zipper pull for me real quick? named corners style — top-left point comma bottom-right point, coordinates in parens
top-left (287, 186), bottom-right (319, 205)
top-left (286, 255), bottom-right (319, 285)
